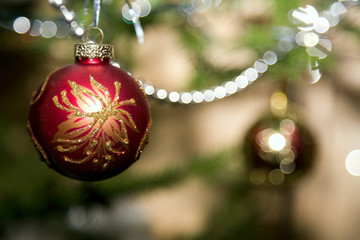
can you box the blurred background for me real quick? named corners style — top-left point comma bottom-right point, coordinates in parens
top-left (1, 0), bottom-right (360, 239)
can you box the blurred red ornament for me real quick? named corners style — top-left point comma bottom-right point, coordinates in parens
top-left (244, 115), bottom-right (315, 185)
top-left (28, 43), bottom-right (151, 181)
top-left (243, 92), bottom-right (315, 185)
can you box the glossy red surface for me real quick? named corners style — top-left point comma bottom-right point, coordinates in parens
top-left (28, 58), bottom-right (151, 181)
top-left (75, 57), bottom-right (110, 64)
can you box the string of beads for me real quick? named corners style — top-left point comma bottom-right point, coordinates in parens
top-left (45, 0), bottom-right (357, 104)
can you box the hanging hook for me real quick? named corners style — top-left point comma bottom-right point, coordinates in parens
top-left (84, 26), bottom-right (104, 44)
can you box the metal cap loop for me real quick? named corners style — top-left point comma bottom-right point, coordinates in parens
top-left (84, 26), bottom-right (104, 44)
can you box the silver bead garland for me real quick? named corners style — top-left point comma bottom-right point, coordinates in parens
top-left (15, 0), bottom-right (360, 104)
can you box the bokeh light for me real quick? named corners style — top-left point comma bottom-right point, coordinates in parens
top-left (13, 17), bottom-right (31, 34)
top-left (169, 92), bottom-right (180, 102)
top-left (269, 169), bottom-right (285, 185)
top-left (263, 51), bottom-right (278, 65)
top-left (314, 17), bottom-right (330, 34)
top-left (235, 75), bottom-right (248, 89)
top-left (303, 32), bottom-right (319, 47)
top-left (244, 68), bottom-right (258, 82)
top-left (122, 3), bottom-right (141, 20)
top-left (270, 91), bottom-right (288, 115)
top-left (345, 150), bottom-right (360, 176)
top-left (40, 21), bottom-right (57, 38)
top-left (268, 133), bottom-right (287, 151)
top-left (249, 169), bottom-right (266, 185)
top-left (156, 89), bottom-right (167, 99)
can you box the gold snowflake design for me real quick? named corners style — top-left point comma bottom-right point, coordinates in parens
top-left (52, 75), bottom-right (139, 169)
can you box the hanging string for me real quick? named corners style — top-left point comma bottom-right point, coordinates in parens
top-left (84, 0), bottom-right (90, 15)
top-left (125, 0), bottom-right (133, 8)
top-left (93, 0), bottom-right (101, 27)
top-left (124, 0), bottom-right (144, 44)
top-left (93, 0), bottom-right (144, 43)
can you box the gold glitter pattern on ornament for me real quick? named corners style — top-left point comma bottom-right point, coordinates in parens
top-left (27, 121), bottom-right (51, 166)
top-left (135, 121), bottom-right (151, 160)
top-left (30, 76), bottom-right (50, 105)
top-left (52, 75), bottom-right (139, 169)
top-left (74, 43), bottom-right (114, 61)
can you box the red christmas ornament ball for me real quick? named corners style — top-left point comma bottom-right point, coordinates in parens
top-left (28, 43), bottom-right (151, 181)
top-left (243, 115), bottom-right (315, 185)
